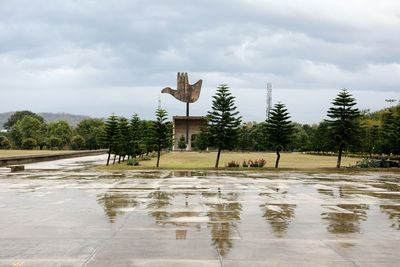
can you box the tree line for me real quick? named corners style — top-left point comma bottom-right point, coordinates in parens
top-left (0, 111), bottom-right (105, 151)
top-left (1, 87), bottom-right (398, 169)
top-left (194, 86), bottom-right (399, 168)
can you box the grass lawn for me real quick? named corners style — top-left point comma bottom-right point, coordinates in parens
top-left (104, 151), bottom-right (363, 170)
top-left (0, 150), bottom-right (77, 157)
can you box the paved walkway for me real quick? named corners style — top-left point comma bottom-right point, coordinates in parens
top-left (0, 156), bottom-right (399, 266)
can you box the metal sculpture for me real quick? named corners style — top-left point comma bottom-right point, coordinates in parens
top-left (161, 72), bottom-right (203, 148)
top-left (161, 72), bottom-right (202, 104)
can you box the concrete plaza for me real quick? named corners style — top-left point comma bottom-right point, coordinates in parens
top-left (0, 155), bottom-right (399, 266)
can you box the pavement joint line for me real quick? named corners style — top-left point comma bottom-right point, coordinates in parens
top-left (81, 207), bottom-right (136, 267)
top-left (321, 239), bottom-right (359, 267)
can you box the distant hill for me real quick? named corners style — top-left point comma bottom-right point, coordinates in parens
top-left (0, 112), bottom-right (93, 129)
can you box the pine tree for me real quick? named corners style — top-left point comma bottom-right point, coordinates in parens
top-left (129, 114), bottom-right (144, 158)
top-left (206, 84), bottom-right (241, 168)
top-left (152, 108), bottom-right (172, 167)
top-left (117, 117), bottom-right (130, 163)
top-left (177, 135), bottom-right (187, 151)
top-left (265, 103), bottom-right (293, 168)
top-left (103, 114), bottom-right (119, 166)
top-left (325, 89), bottom-right (361, 168)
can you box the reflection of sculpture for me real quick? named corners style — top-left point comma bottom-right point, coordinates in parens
top-left (161, 72), bottom-right (202, 103)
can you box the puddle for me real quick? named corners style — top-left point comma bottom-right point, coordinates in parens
top-left (0, 156), bottom-right (399, 261)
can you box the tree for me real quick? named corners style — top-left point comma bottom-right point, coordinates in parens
top-left (22, 138), bottom-right (37, 150)
top-left (177, 135), bottom-right (187, 151)
top-left (4, 110), bottom-right (44, 130)
top-left (192, 128), bottom-right (209, 151)
top-left (325, 89), bottom-right (361, 168)
top-left (152, 108), bottom-right (172, 167)
top-left (116, 117), bottom-right (130, 163)
top-left (71, 135), bottom-right (85, 150)
top-left (47, 120), bottom-right (72, 148)
top-left (9, 115), bottom-right (46, 149)
top-left (47, 136), bottom-right (63, 149)
top-left (0, 135), bottom-right (11, 149)
top-left (103, 114), bottom-right (119, 166)
top-left (129, 114), bottom-right (145, 158)
top-left (206, 84), bottom-right (241, 168)
top-left (265, 103), bottom-right (293, 168)
top-left (75, 118), bottom-right (105, 150)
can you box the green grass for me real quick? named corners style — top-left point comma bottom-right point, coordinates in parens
top-left (100, 151), bottom-right (369, 171)
top-left (0, 150), bottom-right (77, 157)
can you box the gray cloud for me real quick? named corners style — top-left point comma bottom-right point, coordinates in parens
top-left (0, 0), bottom-right (399, 122)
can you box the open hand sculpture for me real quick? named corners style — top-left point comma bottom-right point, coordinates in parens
top-left (161, 72), bottom-right (202, 103)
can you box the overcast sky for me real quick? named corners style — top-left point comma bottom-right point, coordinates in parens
top-left (1, 0), bottom-right (399, 123)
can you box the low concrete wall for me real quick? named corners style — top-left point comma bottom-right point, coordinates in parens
top-left (0, 150), bottom-right (107, 167)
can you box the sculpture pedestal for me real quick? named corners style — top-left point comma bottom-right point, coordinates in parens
top-left (173, 116), bottom-right (206, 151)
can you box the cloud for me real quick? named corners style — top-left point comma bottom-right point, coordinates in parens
top-left (0, 0), bottom-right (399, 122)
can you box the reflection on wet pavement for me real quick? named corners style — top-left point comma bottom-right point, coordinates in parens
top-left (0, 155), bottom-right (399, 266)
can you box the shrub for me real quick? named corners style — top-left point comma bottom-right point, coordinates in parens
top-left (242, 160), bottom-right (248, 168)
top-left (47, 136), bottom-right (62, 150)
top-left (248, 159), bottom-right (266, 168)
top-left (355, 158), bottom-right (399, 168)
top-left (22, 138), bottom-right (37, 150)
top-left (127, 158), bottom-right (139, 166)
top-left (71, 135), bottom-right (85, 150)
top-left (227, 160), bottom-right (240, 167)
top-left (0, 136), bottom-right (11, 149)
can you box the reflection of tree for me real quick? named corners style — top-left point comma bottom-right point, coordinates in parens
top-left (380, 205), bottom-right (400, 230)
top-left (207, 193), bottom-right (242, 257)
top-left (260, 203), bottom-right (296, 237)
top-left (321, 204), bottom-right (369, 234)
top-left (317, 188), bottom-right (334, 197)
top-left (146, 190), bottom-right (174, 223)
top-left (97, 192), bottom-right (138, 223)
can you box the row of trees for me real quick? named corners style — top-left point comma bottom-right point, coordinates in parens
top-left (102, 110), bottom-right (172, 166)
top-left (0, 111), bottom-right (104, 150)
top-left (195, 86), bottom-right (399, 168)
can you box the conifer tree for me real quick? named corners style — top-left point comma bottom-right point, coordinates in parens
top-left (177, 135), bottom-right (187, 151)
top-left (129, 114), bottom-right (144, 158)
top-left (152, 108), bottom-right (172, 167)
top-left (265, 103), bottom-right (293, 168)
top-left (325, 89), bottom-right (361, 168)
top-left (103, 114), bottom-right (119, 166)
top-left (206, 84), bottom-right (241, 168)
top-left (117, 117), bottom-right (130, 163)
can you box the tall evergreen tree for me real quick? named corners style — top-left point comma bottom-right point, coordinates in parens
top-left (265, 103), bottom-right (293, 168)
top-left (206, 84), bottom-right (241, 168)
top-left (152, 108), bottom-right (172, 167)
top-left (117, 117), bottom-right (130, 163)
top-left (129, 114), bottom-right (144, 158)
top-left (325, 89), bottom-right (361, 168)
top-left (103, 114), bottom-right (119, 166)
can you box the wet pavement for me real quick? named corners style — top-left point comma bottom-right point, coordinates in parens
top-left (0, 155), bottom-right (399, 266)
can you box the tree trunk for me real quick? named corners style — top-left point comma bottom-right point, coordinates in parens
top-left (118, 155), bottom-right (121, 164)
top-left (113, 154), bottom-right (116, 165)
top-left (106, 147), bottom-right (111, 166)
top-left (215, 147), bottom-right (222, 168)
top-left (275, 147), bottom-right (281, 168)
top-left (336, 144), bottom-right (343, 168)
top-left (156, 146), bottom-right (161, 168)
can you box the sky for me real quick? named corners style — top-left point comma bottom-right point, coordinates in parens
top-left (0, 0), bottom-right (399, 124)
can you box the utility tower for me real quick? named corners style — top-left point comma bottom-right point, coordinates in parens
top-left (266, 83), bottom-right (272, 120)
top-left (158, 95), bottom-right (162, 109)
